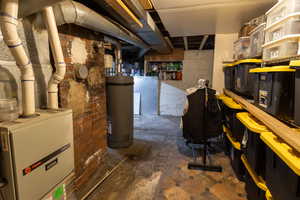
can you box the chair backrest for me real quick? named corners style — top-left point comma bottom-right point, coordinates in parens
top-left (183, 88), bottom-right (223, 143)
top-left (183, 89), bottom-right (205, 142)
top-left (206, 88), bottom-right (223, 138)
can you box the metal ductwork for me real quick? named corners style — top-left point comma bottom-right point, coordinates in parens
top-left (138, 12), bottom-right (172, 54)
top-left (52, 0), bottom-right (150, 56)
top-left (18, 0), bottom-right (64, 18)
top-left (93, 0), bottom-right (172, 54)
top-left (130, 0), bottom-right (172, 53)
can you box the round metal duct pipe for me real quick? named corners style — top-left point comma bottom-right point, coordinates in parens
top-left (52, 0), bottom-right (150, 54)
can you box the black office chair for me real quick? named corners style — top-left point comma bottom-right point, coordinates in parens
top-left (182, 85), bottom-right (223, 172)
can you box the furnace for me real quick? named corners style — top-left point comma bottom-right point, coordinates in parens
top-left (0, 109), bottom-right (74, 200)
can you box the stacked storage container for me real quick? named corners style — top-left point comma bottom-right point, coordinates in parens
top-left (296, 67), bottom-right (300, 126)
top-left (266, 190), bottom-right (273, 200)
top-left (222, 97), bottom-right (245, 143)
top-left (234, 37), bottom-right (251, 60)
top-left (223, 63), bottom-right (235, 91)
top-left (220, 97), bottom-right (245, 180)
top-left (234, 59), bottom-right (262, 98)
top-left (224, 125), bottom-right (245, 181)
top-left (237, 113), bottom-right (269, 200)
top-left (263, 0), bottom-right (300, 60)
top-left (241, 155), bottom-right (267, 200)
top-left (261, 131), bottom-right (300, 200)
top-left (237, 113), bottom-right (269, 178)
top-left (249, 23), bottom-right (266, 58)
top-left (250, 66), bottom-right (296, 124)
top-left (290, 60), bottom-right (300, 126)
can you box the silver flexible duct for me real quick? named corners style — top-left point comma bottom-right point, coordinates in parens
top-left (52, 1), bottom-right (150, 55)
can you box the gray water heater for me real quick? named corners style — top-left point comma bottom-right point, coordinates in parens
top-left (106, 75), bottom-right (134, 148)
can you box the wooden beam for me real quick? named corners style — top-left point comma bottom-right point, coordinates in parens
top-left (183, 36), bottom-right (188, 50)
top-left (224, 89), bottom-right (300, 153)
top-left (138, 0), bottom-right (153, 10)
top-left (106, 0), bottom-right (143, 28)
top-left (199, 35), bottom-right (209, 50)
top-left (164, 37), bottom-right (174, 49)
top-left (116, 0), bottom-right (143, 28)
top-left (144, 48), bottom-right (184, 61)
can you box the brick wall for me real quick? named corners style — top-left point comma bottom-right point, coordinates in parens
top-left (58, 24), bottom-right (107, 188)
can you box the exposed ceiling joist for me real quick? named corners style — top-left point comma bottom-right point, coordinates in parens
top-left (164, 37), bottom-right (174, 49)
top-left (138, 0), bottom-right (154, 10)
top-left (199, 35), bottom-right (209, 50)
top-left (183, 36), bottom-right (188, 50)
top-left (113, 0), bottom-right (144, 28)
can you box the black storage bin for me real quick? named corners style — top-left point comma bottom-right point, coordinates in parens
top-left (224, 63), bottom-right (235, 91)
top-left (231, 116), bottom-right (245, 144)
top-left (223, 126), bottom-right (231, 156)
top-left (245, 169), bottom-right (265, 200)
top-left (237, 113), bottom-right (268, 179)
top-left (220, 97), bottom-right (245, 143)
top-left (266, 190), bottom-right (273, 200)
top-left (261, 132), bottom-right (300, 200)
top-left (241, 154), bottom-right (268, 200)
top-left (294, 67), bottom-right (300, 126)
top-left (230, 145), bottom-right (245, 181)
top-left (251, 66), bottom-right (295, 124)
top-left (224, 126), bottom-right (244, 181)
top-left (235, 59), bottom-right (261, 98)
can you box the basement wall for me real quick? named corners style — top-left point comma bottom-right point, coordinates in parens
top-left (163, 50), bottom-right (214, 90)
top-left (0, 15), bottom-right (107, 189)
top-left (0, 15), bottom-right (52, 111)
top-left (58, 24), bottom-right (107, 188)
top-left (160, 50), bottom-right (214, 116)
top-left (212, 33), bottom-right (238, 93)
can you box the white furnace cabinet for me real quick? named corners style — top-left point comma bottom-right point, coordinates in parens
top-left (0, 109), bottom-right (74, 200)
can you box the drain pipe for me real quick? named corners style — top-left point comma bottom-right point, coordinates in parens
top-left (42, 6), bottom-right (66, 110)
top-left (0, 0), bottom-right (36, 116)
top-left (105, 36), bottom-right (122, 74)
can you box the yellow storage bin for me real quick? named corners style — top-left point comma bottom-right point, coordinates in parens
top-left (237, 113), bottom-right (268, 179)
top-left (261, 131), bottom-right (300, 200)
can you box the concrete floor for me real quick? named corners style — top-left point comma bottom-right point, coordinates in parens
top-left (73, 115), bottom-right (246, 200)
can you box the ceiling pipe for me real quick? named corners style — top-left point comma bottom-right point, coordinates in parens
top-left (98, 0), bottom-right (171, 54)
top-left (18, 0), bottom-right (64, 18)
top-left (0, 0), bottom-right (36, 117)
top-left (104, 36), bottom-right (122, 74)
top-left (42, 6), bottom-right (66, 110)
top-left (52, 0), bottom-right (150, 56)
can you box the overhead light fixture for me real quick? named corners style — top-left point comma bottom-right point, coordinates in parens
top-left (116, 0), bottom-right (143, 28)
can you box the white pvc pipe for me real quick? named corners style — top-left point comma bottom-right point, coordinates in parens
top-left (0, 0), bottom-right (36, 116)
top-left (42, 6), bottom-right (66, 110)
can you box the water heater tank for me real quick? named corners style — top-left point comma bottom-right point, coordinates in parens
top-left (106, 75), bottom-right (134, 148)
